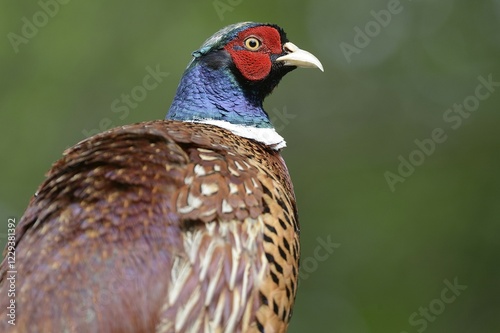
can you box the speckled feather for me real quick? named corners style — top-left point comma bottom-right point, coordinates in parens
top-left (0, 121), bottom-right (300, 333)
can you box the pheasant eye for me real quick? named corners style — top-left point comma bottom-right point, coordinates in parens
top-left (244, 37), bottom-right (261, 51)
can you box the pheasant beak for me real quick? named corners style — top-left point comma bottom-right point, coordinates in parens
top-left (276, 42), bottom-right (324, 72)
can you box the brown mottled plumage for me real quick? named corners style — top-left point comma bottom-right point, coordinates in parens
top-left (0, 22), bottom-right (323, 332)
top-left (0, 122), bottom-right (299, 332)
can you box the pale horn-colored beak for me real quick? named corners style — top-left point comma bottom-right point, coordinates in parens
top-left (276, 42), bottom-right (324, 72)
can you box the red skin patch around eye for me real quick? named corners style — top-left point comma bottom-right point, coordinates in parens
top-left (224, 26), bottom-right (283, 81)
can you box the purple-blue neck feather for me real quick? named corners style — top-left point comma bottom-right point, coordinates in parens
top-left (166, 58), bottom-right (272, 128)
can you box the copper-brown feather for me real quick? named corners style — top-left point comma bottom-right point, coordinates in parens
top-left (0, 120), bottom-right (299, 333)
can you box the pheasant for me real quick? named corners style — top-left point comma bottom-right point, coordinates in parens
top-left (0, 22), bottom-right (323, 332)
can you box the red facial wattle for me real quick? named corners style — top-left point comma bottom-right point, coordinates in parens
top-left (224, 26), bottom-right (283, 81)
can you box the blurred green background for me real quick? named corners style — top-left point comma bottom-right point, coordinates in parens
top-left (1, 0), bottom-right (499, 332)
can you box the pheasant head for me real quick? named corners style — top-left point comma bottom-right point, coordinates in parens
top-left (166, 22), bottom-right (323, 149)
